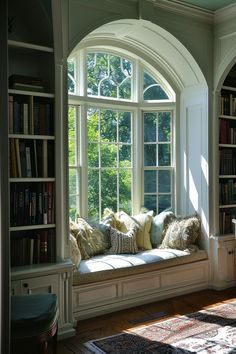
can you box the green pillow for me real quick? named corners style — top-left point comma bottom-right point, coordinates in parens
top-left (151, 210), bottom-right (175, 247)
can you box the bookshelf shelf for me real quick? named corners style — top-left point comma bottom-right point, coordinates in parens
top-left (9, 178), bottom-right (55, 182)
top-left (9, 134), bottom-right (55, 140)
top-left (8, 89), bottom-right (54, 98)
top-left (10, 224), bottom-right (56, 232)
top-left (8, 40), bottom-right (54, 53)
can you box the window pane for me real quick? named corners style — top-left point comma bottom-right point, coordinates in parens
top-left (68, 106), bottom-right (76, 165)
top-left (119, 169), bottom-right (132, 214)
top-left (100, 79), bottom-right (116, 98)
top-left (101, 170), bottom-right (117, 212)
top-left (144, 195), bottom-right (157, 214)
top-left (100, 110), bottom-right (117, 142)
top-left (158, 170), bottom-right (171, 193)
top-left (158, 195), bottom-right (171, 212)
top-left (119, 78), bottom-right (131, 100)
top-left (144, 144), bottom-right (156, 166)
top-left (69, 195), bottom-right (77, 221)
top-left (158, 112), bottom-right (171, 142)
top-left (144, 112), bottom-right (156, 142)
top-left (119, 145), bottom-right (131, 167)
top-left (87, 108), bottom-right (99, 142)
top-left (143, 71), bottom-right (169, 100)
top-left (88, 169), bottom-right (100, 220)
top-left (87, 53), bottom-right (108, 96)
top-left (69, 169), bottom-right (77, 195)
top-left (144, 170), bottom-right (156, 193)
top-left (158, 144), bottom-right (171, 166)
top-left (101, 144), bottom-right (117, 167)
top-left (67, 59), bottom-right (76, 94)
top-left (88, 143), bottom-right (99, 167)
top-left (119, 111), bottom-right (131, 143)
top-left (87, 52), bottom-right (132, 100)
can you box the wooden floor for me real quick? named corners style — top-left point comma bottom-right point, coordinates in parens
top-left (58, 287), bottom-right (236, 353)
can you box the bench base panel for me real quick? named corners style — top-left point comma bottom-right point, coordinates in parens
top-left (73, 260), bottom-right (210, 321)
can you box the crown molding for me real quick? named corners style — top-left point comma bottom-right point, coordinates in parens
top-left (214, 3), bottom-right (236, 24)
top-left (146, 0), bottom-right (213, 23)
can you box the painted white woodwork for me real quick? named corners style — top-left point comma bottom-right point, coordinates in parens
top-left (73, 259), bottom-right (209, 321)
top-left (210, 236), bottom-right (236, 289)
top-left (11, 261), bottom-right (75, 339)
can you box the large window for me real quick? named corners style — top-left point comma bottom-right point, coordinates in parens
top-left (68, 48), bottom-right (175, 221)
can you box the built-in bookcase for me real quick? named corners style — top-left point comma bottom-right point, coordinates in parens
top-left (8, 41), bottom-right (56, 267)
top-left (219, 67), bottom-right (236, 235)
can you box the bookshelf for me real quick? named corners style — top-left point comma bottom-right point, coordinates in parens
top-left (219, 72), bottom-right (236, 235)
top-left (8, 0), bottom-right (75, 338)
top-left (8, 66), bottom-right (56, 267)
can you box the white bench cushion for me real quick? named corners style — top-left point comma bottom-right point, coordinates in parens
top-left (73, 248), bottom-right (207, 285)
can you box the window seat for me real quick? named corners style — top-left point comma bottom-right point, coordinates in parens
top-left (73, 248), bottom-right (208, 286)
top-left (72, 248), bottom-right (209, 321)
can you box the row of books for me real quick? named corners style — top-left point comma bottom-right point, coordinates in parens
top-left (8, 95), bottom-right (54, 135)
top-left (219, 179), bottom-right (236, 205)
top-left (219, 149), bottom-right (236, 175)
top-left (9, 138), bottom-right (54, 178)
top-left (11, 229), bottom-right (56, 267)
top-left (220, 93), bottom-right (236, 116)
top-left (219, 119), bottom-right (236, 144)
top-left (219, 210), bottom-right (236, 234)
top-left (10, 182), bottom-right (54, 227)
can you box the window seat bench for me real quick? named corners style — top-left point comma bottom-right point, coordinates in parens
top-left (72, 248), bottom-right (209, 321)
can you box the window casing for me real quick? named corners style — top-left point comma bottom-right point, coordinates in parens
top-left (68, 48), bottom-right (176, 220)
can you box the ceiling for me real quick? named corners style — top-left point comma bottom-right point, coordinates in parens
top-left (175, 0), bottom-right (236, 11)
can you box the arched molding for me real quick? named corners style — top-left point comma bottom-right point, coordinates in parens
top-left (214, 47), bottom-right (236, 91)
top-left (70, 19), bottom-right (208, 94)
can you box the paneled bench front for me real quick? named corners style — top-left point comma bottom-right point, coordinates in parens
top-left (72, 248), bottom-right (209, 320)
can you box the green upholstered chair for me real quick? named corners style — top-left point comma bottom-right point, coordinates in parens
top-left (11, 293), bottom-right (59, 354)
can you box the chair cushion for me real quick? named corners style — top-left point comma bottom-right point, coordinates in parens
top-left (11, 293), bottom-right (58, 338)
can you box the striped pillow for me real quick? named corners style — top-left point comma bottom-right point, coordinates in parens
top-left (107, 226), bottom-right (139, 254)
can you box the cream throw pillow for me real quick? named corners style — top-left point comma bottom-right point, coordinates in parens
top-left (118, 211), bottom-right (153, 250)
top-left (107, 226), bottom-right (139, 254)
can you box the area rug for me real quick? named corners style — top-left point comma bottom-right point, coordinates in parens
top-left (84, 301), bottom-right (236, 353)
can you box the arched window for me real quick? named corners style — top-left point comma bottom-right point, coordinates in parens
top-left (68, 48), bottom-right (176, 221)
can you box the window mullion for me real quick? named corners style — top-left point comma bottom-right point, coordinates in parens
top-left (98, 109), bottom-right (102, 220)
top-left (133, 108), bottom-right (142, 215)
top-left (80, 103), bottom-right (88, 218)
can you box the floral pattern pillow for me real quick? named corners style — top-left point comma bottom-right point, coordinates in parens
top-left (70, 218), bottom-right (110, 259)
top-left (159, 215), bottom-right (201, 250)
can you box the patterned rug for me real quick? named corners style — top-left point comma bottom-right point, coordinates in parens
top-left (84, 301), bottom-right (236, 353)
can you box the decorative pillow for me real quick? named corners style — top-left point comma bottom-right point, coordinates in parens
top-left (89, 221), bottom-right (111, 249)
top-left (107, 226), bottom-right (139, 254)
top-left (117, 211), bottom-right (153, 250)
top-left (151, 210), bottom-right (175, 247)
top-left (69, 234), bottom-right (81, 268)
top-left (159, 214), bottom-right (201, 250)
top-left (70, 218), bottom-right (110, 259)
top-left (101, 208), bottom-right (125, 231)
